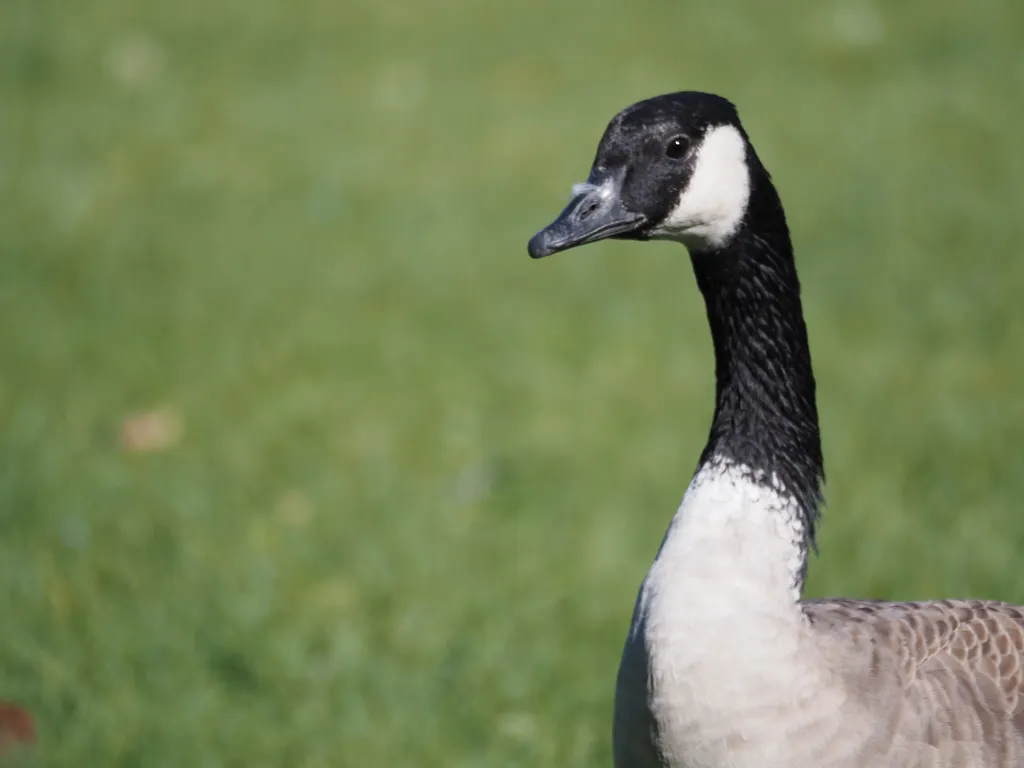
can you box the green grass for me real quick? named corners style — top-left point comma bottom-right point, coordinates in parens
top-left (3, 0), bottom-right (1024, 764)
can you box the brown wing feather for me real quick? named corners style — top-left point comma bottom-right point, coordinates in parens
top-left (803, 598), bottom-right (1024, 766)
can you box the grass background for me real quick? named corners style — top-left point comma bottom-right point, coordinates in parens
top-left (3, 0), bottom-right (1024, 764)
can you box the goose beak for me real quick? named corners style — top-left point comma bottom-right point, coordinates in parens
top-left (528, 172), bottom-right (647, 259)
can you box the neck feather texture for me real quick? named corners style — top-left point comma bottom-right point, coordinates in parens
top-left (689, 161), bottom-right (823, 587)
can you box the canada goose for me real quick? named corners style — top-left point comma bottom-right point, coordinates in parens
top-left (527, 91), bottom-right (1024, 768)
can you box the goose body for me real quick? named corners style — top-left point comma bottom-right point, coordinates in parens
top-left (527, 92), bottom-right (1024, 768)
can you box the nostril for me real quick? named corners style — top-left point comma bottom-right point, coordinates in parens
top-left (578, 198), bottom-right (600, 221)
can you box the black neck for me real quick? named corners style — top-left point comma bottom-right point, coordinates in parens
top-left (689, 163), bottom-right (824, 553)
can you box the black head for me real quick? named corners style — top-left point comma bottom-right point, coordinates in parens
top-left (528, 92), bottom-right (760, 257)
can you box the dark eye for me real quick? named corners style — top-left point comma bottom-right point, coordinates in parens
top-left (665, 136), bottom-right (689, 159)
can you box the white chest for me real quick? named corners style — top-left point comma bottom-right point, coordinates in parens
top-left (612, 461), bottom-right (837, 768)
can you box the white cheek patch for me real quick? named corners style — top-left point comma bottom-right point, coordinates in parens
top-left (653, 124), bottom-right (751, 251)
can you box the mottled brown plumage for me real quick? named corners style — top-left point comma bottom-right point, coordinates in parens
top-left (803, 599), bottom-right (1024, 765)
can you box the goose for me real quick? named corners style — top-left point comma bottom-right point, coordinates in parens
top-left (527, 91), bottom-right (1024, 768)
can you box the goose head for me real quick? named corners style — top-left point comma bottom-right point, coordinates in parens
top-left (528, 91), bottom-right (759, 257)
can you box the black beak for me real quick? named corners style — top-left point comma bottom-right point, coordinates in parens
top-left (527, 172), bottom-right (647, 259)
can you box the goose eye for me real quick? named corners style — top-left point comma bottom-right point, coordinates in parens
top-left (665, 136), bottom-right (689, 159)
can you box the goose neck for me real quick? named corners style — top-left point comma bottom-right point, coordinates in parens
top-left (688, 193), bottom-right (824, 558)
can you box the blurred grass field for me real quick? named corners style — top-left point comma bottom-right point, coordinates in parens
top-left (3, 0), bottom-right (1024, 764)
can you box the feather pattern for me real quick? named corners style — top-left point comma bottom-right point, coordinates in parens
top-left (802, 598), bottom-right (1024, 766)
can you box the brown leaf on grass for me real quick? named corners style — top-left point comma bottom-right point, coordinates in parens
top-left (0, 703), bottom-right (35, 755)
top-left (120, 406), bottom-right (183, 453)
